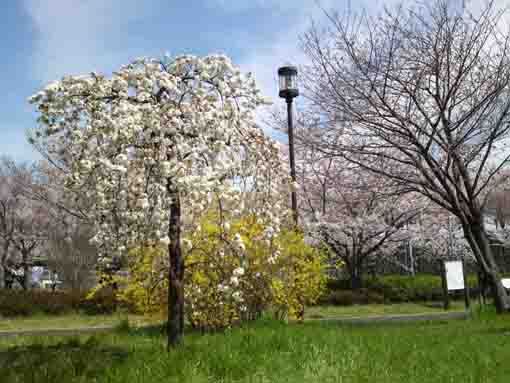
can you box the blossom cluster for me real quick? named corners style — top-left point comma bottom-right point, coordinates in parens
top-left (29, 54), bottom-right (286, 269)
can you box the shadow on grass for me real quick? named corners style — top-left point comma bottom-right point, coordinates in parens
top-left (0, 337), bottom-right (130, 383)
top-left (420, 301), bottom-right (445, 309)
top-left (479, 326), bottom-right (510, 337)
top-left (125, 322), bottom-right (230, 338)
top-left (124, 322), bottom-right (167, 337)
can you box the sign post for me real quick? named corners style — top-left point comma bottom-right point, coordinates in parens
top-left (462, 260), bottom-right (470, 310)
top-left (442, 260), bottom-right (470, 311)
top-left (440, 261), bottom-right (450, 310)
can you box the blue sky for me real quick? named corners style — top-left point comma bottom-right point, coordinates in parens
top-left (0, 0), bottom-right (407, 162)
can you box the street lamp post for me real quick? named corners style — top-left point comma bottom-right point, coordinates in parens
top-left (278, 65), bottom-right (299, 225)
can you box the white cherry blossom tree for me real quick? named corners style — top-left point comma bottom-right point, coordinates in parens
top-left (30, 54), bottom-right (288, 347)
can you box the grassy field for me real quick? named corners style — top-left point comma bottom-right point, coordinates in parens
top-left (0, 313), bottom-right (163, 332)
top-left (305, 301), bottom-right (466, 319)
top-left (0, 302), bottom-right (465, 332)
top-left (0, 307), bottom-right (508, 382)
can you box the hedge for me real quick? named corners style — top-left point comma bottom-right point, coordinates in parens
top-left (0, 288), bottom-right (128, 317)
top-left (320, 274), bottom-right (483, 305)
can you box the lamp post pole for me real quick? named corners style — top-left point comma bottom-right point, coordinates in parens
top-left (278, 65), bottom-right (303, 320)
top-left (286, 98), bottom-right (298, 225)
top-left (278, 65), bottom-right (299, 226)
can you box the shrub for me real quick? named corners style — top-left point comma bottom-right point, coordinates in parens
top-left (0, 288), bottom-right (124, 317)
top-left (79, 288), bottom-right (119, 315)
top-left (321, 274), bottom-right (482, 305)
top-left (366, 274), bottom-right (479, 303)
top-left (183, 214), bottom-right (327, 329)
top-left (325, 279), bottom-right (352, 291)
top-left (0, 296), bottom-right (33, 317)
top-left (103, 213), bottom-right (328, 331)
top-left (320, 289), bottom-right (384, 306)
top-left (0, 290), bottom-right (82, 317)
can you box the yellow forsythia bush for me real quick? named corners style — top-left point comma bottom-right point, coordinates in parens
top-left (86, 246), bottom-right (168, 316)
top-left (184, 213), bottom-right (327, 330)
top-left (89, 212), bottom-right (328, 330)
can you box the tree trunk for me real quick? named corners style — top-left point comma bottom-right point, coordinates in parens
top-left (349, 263), bottom-right (363, 290)
top-left (23, 264), bottom-right (31, 290)
top-left (167, 190), bottom-right (184, 349)
top-left (462, 220), bottom-right (510, 313)
top-left (0, 263), bottom-right (5, 289)
top-left (1, 241), bottom-right (9, 289)
top-left (22, 251), bottom-right (31, 290)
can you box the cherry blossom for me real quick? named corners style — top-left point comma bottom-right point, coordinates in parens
top-left (292, 141), bottom-right (424, 288)
top-left (30, 54), bottom-right (289, 346)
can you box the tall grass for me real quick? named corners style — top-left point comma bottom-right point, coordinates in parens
top-left (1, 309), bottom-right (510, 382)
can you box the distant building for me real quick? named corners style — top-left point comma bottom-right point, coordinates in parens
top-left (36, 268), bottom-right (63, 290)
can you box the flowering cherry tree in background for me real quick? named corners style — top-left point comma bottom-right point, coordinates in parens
top-left (289, 135), bottom-right (424, 288)
top-left (4, 158), bottom-right (101, 291)
top-left (302, 0), bottom-right (510, 311)
top-left (413, 208), bottom-right (474, 262)
top-left (43, 217), bottom-right (98, 291)
top-left (486, 186), bottom-right (510, 229)
top-left (0, 162), bottom-right (18, 289)
top-left (30, 54), bottom-right (289, 347)
top-left (0, 159), bottom-right (52, 289)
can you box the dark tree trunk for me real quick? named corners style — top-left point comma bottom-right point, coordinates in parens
top-left (0, 263), bottom-right (4, 289)
top-left (167, 190), bottom-right (184, 349)
top-left (462, 220), bottom-right (510, 313)
top-left (349, 263), bottom-right (363, 290)
top-left (22, 251), bottom-right (31, 291)
top-left (0, 241), bottom-right (9, 289)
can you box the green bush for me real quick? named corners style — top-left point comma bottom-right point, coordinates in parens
top-left (325, 279), bottom-right (352, 291)
top-left (79, 289), bottom-right (119, 315)
top-left (322, 274), bottom-right (482, 305)
top-left (0, 289), bottom-right (124, 317)
top-left (320, 288), bottom-right (385, 306)
top-left (0, 290), bottom-right (80, 317)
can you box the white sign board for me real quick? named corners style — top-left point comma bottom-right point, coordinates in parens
top-left (502, 278), bottom-right (510, 289)
top-left (445, 261), bottom-right (465, 291)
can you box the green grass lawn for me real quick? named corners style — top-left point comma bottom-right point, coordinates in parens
top-left (305, 301), bottom-right (466, 319)
top-left (0, 303), bottom-right (465, 332)
top-left (0, 308), bottom-right (509, 382)
top-left (0, 312), bottom-right (162, 332)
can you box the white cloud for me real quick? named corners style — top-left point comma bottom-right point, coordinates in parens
top-left (205, 0), bottom-right (307, 12)
top-left (235, 0), bottom-right (459, 133)
top-left (235, 0), bottom-right (346, 132)
top-left (24, 0), bottom-right (150, 84)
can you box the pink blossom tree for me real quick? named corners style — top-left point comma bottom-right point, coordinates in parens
top-left (302, 1), bottom-right (510, 311)
top-left (412, 208), bottom-right (474, 262)
top-left (292, 141), bottom-right (423, 288)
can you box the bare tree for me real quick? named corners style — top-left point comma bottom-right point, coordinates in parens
top-left (44, 221), bottom-right (97, 291)
top-left (302, 0), bottom-right (510, 311)
top-left (9, 153), bottom-right (99, 290)
top-left (0, 158), bottom-right (51, 289)
top-left (0, 166), bottom-right (17, 288)
top-left (486, 186), bottom-right (510, 229)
